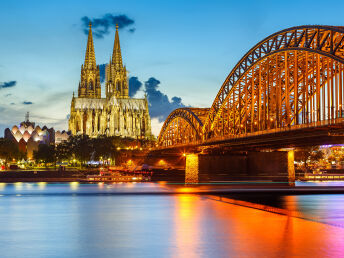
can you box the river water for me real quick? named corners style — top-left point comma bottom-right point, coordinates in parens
top-left (0, 182), bottom-right (344, 257)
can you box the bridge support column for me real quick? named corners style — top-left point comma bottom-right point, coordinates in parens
top-left (287, 150), bottom-right (295, 182)
top-left (185, 154), bottom-right (199, 183)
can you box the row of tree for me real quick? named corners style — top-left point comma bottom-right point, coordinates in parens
top-left (1, 134), bottom-right (325, 169)
top-left (33, 135), bottom-right (154, 166)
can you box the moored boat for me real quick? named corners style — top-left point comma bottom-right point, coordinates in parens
top-left (82, 167), bottom-right (152, 183)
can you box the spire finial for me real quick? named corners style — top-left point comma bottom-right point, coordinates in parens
top-left (25, 111), bottom-right (29, 122)
top-left (112, 23), bottom-right (122, 65)
top-left (84, 20), bottom-right (96, 68)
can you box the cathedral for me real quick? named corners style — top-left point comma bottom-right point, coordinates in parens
top-left (68, 23), bottom-right (152, 139)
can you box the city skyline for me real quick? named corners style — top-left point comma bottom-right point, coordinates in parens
top-left (1, 2), bottom-right (344, 256)
top-left (1, 0), bottom-right (344, 137)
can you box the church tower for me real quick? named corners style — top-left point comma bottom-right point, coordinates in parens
top-left (78, 22), bottom-right (101, 98)
top-left (105, 25), bottom-right (129, 98)
top-left (69, 23), bottom-right (152, 140)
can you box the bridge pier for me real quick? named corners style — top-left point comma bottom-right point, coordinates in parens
top-left (185, 150), bottom-right (295, 183)
top-left (185, 154), bottom-right (199, 183)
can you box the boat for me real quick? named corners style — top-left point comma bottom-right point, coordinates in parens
top-left (300, 172), bottom-right (344, 181)
top-left (82, 167), bottom-right (152, 183)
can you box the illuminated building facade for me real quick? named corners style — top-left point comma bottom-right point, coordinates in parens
top-left (4, 113), bottom-right (69, 159)
top-left (68, 23), bottom-right (152, 139)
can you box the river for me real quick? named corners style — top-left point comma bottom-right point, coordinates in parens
top-left (0, 182), bottom-right (343, 257)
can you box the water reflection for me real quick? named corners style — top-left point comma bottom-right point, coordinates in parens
top-left (0, 183), bottom-right (6, 190)
top-left (202, 195), bottom-right (344, 257)
top-left (0, 184), bottom-right (343, 257)
top-left (69, 181), bottom-right (79, 190)
top-left (37, 182), bottom-right (47, 190)
top-left (173, 195), bottom-right (200, 258)
top-left (14, 182), bottom-right (23, 190)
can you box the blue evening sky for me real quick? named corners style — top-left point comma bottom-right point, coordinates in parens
top-left (1, 0), bottom-right (344, 136)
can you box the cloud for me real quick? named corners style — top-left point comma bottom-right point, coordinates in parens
top-left (129, 77), bottom-right (142, 97)
top-left (4, 93), bottom-right (12, 97)
top-left (99, 64), bottom-right (106, 83)
top-left (0, 81), bottom-right (16, 89)
top-left (81, 14), bottom-right (135, 39)
top-left (144, 77), bottom-right (186, 122)
top-left (150, 118), bottom-right (164, 136)
top-left (23, 101), bottom-right (33, 105)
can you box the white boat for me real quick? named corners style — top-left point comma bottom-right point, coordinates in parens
top-left (83, 167), bottom-right (151, 183)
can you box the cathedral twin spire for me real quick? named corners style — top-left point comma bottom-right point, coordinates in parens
top-left (106, 24), bottom-right (129, 98)
top-left (77, 22), bottom-right (128, 99)
top-left (112, 24), bottom-right (123, 68)
top-left (78, 22), bottom-right (101, 98)
top-left (84, 22), bottom-right (97, 69)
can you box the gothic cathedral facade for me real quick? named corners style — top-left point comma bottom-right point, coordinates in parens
top-left (68, 23), bottom-right (152, 139)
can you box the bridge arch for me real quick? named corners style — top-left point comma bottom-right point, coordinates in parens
top-left (158, 108), bottom-right (209, 147)
top-left (203, 25), bottom-right (344, 139)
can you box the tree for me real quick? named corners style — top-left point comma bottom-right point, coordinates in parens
top-left (91, 136), bottom-right (113, 161)
top-left (69, 135), bottom-right (92, 165)
top-left (0, 138), bottom-right (23, 166)
top-left (295, 146), bottom-right (324, 171)
top-left (53, 134), bottom-right (156, 167)
top-left (33, 144), bottom-right (56, 166)
top-left (55, 141), bottom-right (71, 162)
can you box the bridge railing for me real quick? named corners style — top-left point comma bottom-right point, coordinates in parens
top-left (157, 118), bottom-right (344, 149)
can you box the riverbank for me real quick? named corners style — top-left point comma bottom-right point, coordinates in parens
top-left (0, 169), bottom-right (186, 183)
top-left (0, 170), bottom-right (86, 182)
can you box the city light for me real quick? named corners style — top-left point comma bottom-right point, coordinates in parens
top-left (69, 182), bottom-right (79, 190)
top-left (0, 3), bottom-right (344, 257)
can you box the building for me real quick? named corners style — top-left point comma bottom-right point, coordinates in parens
top-left (4, 113), bottom-right (69, 159)
top-left (68, 23), bottom-right (152, 139)
top-left (55, 130), bottom-right (70, 145)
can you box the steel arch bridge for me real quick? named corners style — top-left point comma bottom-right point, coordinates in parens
top-left (158, 25), bottom-right (344, 148)
top-left (158, 108), bottom-right (209, 147)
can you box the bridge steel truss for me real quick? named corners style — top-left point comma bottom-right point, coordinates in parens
top-left (204, 25), bottom-right (344, 139)
top-left (158, 25), bottom-right (344, 147)
top-left (158, 108), bottom-right (209, 147)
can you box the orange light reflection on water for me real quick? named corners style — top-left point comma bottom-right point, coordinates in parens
top-left (171, 195), bottom-right (344, 257)
top-left (209, 196), bottom-right (344, 257)
top-left (173, 195), bottom-right (201, 258)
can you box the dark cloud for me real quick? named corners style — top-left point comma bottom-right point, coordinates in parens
top-left (81, 14), bottom-right (135, 39)
top-left (0, 81), bottom-right (16, 89)
top-left (23, 101), bottom-right (33, 105)
top-left (129, 77), bottom-right (142, 97)
top-left (144, 77), bottom-right (186, 122)
top-left (128, 28), bottom-right (136, 33)
top-left (99, 64), bottom-right (106, 83)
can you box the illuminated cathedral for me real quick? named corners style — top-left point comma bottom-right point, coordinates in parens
top-left (68, 23), bottom-right (152, 139)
